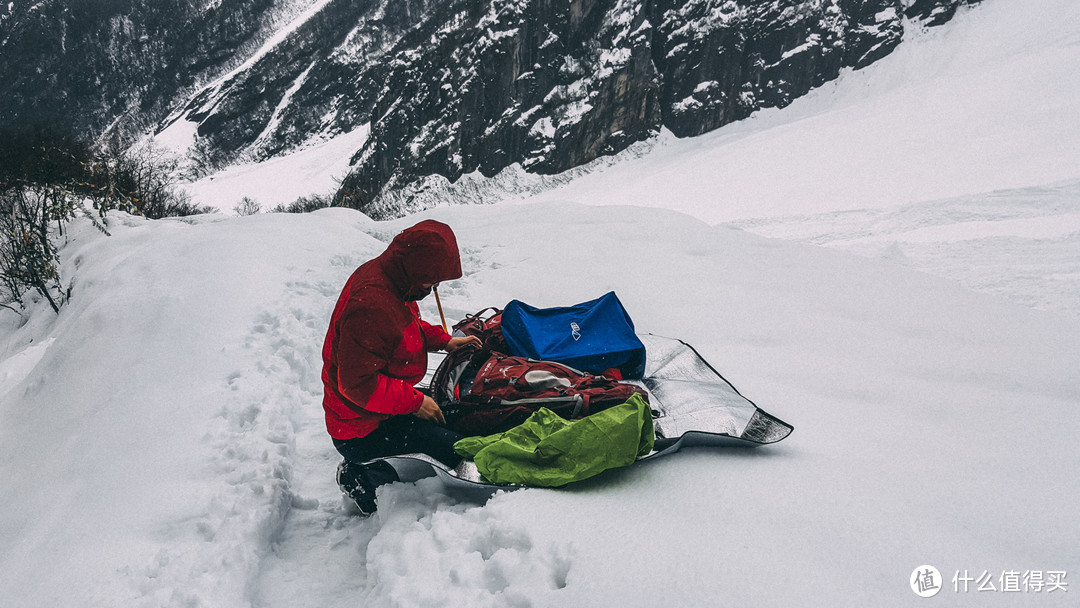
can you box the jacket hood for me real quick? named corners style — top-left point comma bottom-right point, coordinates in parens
top-left (378, 220), bottom-right (462, 298)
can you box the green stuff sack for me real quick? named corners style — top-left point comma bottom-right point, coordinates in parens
top-left (454, 393), bottom-right (654, 487)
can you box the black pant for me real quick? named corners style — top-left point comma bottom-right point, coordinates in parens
top-left (334, 415), bottom-right (465, 492)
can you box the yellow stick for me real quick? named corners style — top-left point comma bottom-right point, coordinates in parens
top-left (434, 286), bottom-right (449, 333)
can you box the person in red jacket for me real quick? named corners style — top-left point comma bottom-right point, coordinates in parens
top-left (321, 219), bottom-right (480, 514)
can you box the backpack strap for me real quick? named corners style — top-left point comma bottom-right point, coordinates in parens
top-left (452, 307), bottom-right (502, 330)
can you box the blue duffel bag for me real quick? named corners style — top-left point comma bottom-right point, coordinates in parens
top-left (501, 291), bottom-right (646, 379)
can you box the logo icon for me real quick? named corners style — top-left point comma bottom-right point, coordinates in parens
top-left (911, 565), bottom-right (942, 597)
top-left (570, 322), bottom-right (581, 341)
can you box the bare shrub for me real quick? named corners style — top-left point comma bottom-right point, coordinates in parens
top-left (233, 196), bottom-right (262, 216)
top-left (270, 193), bottom-right (332, 213)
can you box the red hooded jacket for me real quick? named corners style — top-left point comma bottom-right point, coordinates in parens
top-left (321, 220), bottom-right (462, 439)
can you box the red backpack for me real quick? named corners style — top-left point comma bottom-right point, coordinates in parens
top-left (430, 345), bottom-right (649, 436)
top-left (450, 307), bottom-right (508, 353)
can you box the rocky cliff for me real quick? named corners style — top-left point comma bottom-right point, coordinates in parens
top-left (0, 0), bottom-right (981, 218)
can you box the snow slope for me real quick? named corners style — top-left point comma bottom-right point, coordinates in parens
top-left (0, 203), bottom-right (1077, 607)
top-left (179, 126), bottom-right (370, 212)
top-left (526, 0), bottom-right (1080, 221)
top-left (731, 179), bottom-right (1080, 318)
top-left (2, 0), bottom-right (1078, 606)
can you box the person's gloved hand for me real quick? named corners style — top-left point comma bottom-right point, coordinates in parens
top-left (445, 335), bottom-right (482, 352)
top-left (413, 395), bottom-right (446, 425)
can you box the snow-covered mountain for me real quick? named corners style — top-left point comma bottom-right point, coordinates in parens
top-left (3, 0), bottom-right (978, 217)
top-left (180, 0), bottom-right (1080, 321)
top-left (1, 0), bottom-right (1078, 606)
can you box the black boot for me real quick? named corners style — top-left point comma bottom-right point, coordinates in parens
top-left (335, 460), bottom-right (399, 516)
top-left (336, 460), bottom-right (377, 515)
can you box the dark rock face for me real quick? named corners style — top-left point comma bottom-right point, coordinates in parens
top-left (651, 0), bottom-right (906, 139)
top-left (904, 0), bottom-right (981, 26)
top-left (337, 0), bottom-right (669, 216)
top-left (173, 0), bottom-right (455, 168)
top-left (0, 0), bottom-right (288, 141)
top-left (337, 0), bottom-right (917, 216)
top-left (0, 0), bottom-right (981, 217)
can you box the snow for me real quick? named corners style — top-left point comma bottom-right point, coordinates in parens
top-left (876, 7), bottom-right (900, 22)
top-left (249, 61), bottom-right (318, 152)
top-left (1, 0), bottom-right (1078, 606)
top-left (729, 181), bottom-right (1080, 318)
top-left (181, 126), bottom-right (370, 211)
top-left (779, 33), bottom-right (821, 61)
top-left (152, 115), bottom-right (201, 158)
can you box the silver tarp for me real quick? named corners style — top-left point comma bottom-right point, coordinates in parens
top-left (631, 334), bottom-right (792, 446)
